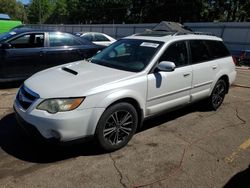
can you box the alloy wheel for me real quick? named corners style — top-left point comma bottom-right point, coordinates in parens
top-left (103, 110), bottom-right (134, 145)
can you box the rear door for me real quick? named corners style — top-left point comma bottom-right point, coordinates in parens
top-left (45, 32), bottom-right (89, 68)
top-left (0, 32), bottom-right (45, 79)
top-left (189, 40), bottom-right (219, 101)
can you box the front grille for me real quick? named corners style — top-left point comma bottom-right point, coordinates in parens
top-left (17, 86), bottom-right (39, 110)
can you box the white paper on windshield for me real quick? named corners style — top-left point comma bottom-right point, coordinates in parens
top-left (140, 42), bottom-right (159, 48)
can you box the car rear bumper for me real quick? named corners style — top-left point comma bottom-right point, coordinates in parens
top-left (229, 70), bottom-right (237, 85)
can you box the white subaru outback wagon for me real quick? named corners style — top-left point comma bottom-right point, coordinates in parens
top-left (14, 31), bottom-right (236, 151)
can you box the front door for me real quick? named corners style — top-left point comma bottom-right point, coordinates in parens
top-left (146, 41), bottom-right (192, 116)
top-left (0, 33), bottom-right (45, 79)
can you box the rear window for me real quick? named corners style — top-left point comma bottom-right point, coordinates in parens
top-left (205, 40), bottom-right (230, 59)
top-left (190, 40), bottom-right (211, 64)
top-left (94, 34), bottom-right (110, 41)
top-left (49, 32), bottom-right (82, 47)
top-left (190, 40), bottom-right (230, 64)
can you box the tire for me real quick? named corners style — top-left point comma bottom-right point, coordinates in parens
top-left (207, 79), bottom-right (227, 110)
top-left (95, 102), bottom-right (138, 151)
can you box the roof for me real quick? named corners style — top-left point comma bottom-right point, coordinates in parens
top-left (126, 32), bottom-right (222, 43)
top-left (75, 31), bottom-right (106, 35)
top-left (0, 14), bottom-right (11, 20)
top-left (10, 27), bottom-right (58, 33)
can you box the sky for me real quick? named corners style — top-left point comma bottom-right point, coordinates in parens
top-left (20, 0), bottom-right (30, 5)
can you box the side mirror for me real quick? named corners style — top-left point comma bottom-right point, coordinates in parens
top-left (157, 61), bottom-right (176, 72)
top-left (0, 42), bottom-right (11, 49)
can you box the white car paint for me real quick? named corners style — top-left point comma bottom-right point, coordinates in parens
top-left (14, 33), bottom-right (236, 142)
top-left (77, 32), bottom-right (116, 46)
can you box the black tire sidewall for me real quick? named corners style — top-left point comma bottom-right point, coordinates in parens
top-left (95, 102), bottom-right (138, 151)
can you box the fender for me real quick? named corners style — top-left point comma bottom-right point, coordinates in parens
top-left (97, 89), bottom-right (146, 115)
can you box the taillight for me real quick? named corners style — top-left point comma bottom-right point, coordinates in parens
top-left (240, 51), bottom-right (246, 60)
top-left (232, 57), bottom-right (237, 65)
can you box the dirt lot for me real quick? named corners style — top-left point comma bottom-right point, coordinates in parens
top-left (0, 69), bottom-right (249, 188)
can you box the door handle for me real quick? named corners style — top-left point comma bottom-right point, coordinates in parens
top-left (183, 73), bottom-right (190, 77)
top-left (212, 66), bottom-right (218, 70)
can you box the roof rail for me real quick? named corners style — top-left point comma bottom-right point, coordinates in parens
top-left (193, 31), bottom-right (215, 36)
top-left (171, 31), bottom-right (215, 37)
top-left (172, 31), bottom-right (190, 36)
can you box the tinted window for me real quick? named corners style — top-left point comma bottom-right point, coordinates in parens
top-left (0, 31), bottom-right (18, 42)
top-left (49, 32), bottom-right (82, 47)
top-left (82, 33), bottom-right (93, 42)
top-left (159, 41), bottom-right (188, 67)
top-left (94, 34), bottom-right (110, 41)
top-left (9, 33), bottom-right (44, 48)
top-left (205, 40), bottom-right (230, 59)
top-left (190, 40), bottom-right (211, 64)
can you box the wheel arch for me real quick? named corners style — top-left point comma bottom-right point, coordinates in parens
top-left (218, 75), bottom-right (230, 93)
top-left (105, 97), bottom-right (144, 130)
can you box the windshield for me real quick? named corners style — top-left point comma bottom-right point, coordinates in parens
top-left (0, 31), bottom-right (17, 42)
top-left (91, 39), bottom-right (163, 72)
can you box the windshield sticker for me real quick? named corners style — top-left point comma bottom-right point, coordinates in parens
top-left (140, 42), bottom-right (159, 48)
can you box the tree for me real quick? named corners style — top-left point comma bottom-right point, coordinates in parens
top-left (47, 0), bottom-right (68, 23)
top-left (23, 0), bottom-right (250, 24)
top-left (27, 0), bottom-right (54, 24)
top-left (0, 0), bottom-right (27, 22)
top-left (200, 0), bottom-right (250, 22)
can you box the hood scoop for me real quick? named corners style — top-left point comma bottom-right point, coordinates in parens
top-left (61, 67), bottom-right (78, 75)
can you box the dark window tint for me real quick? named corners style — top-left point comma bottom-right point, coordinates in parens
top-left (82, 33), bottom-right (93, 42)
top-left (205, 40), bottom-right (230, 59)
top-left (159, 41), bottom-right (188, 67)
top-left (94, 34), bottom-right (110, 41)
top-left (49, 32), bottom-right (82, 47)
top-left (190, 40), bottom-right (211, 64)
top-left (9, 33), bottom-right (44, 48)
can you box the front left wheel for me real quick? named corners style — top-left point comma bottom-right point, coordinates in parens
top-left (95, 102), bottom-right (138, 151)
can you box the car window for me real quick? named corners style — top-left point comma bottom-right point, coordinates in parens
top-left (9, 33), bottom-right (44, 48)
top-left (205, 40), bottom-right (230, 59)
top-left (82, 33), bottom-right (93, 42)
top-left (190, 40), bottom-right (211, 64)
top-left (94, 34), bottom-right (110, 42)
top-left (0, 31), bottom-right (18, 42)
top-left (159, 41), bottom-right (188, 67)
top-left (92, 39), bottom-right (163, 72)
top-left (49, 32), bottom-right (82, 47)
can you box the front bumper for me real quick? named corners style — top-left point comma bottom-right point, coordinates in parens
top-left (14, 99), bottom-right (105, 142)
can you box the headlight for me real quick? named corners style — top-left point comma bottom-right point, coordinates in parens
top-left (37, 97), bottom-right (85, 114)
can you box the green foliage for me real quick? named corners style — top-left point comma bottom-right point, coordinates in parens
top-left (21, 0), bottom-right (250, 24)
top-left (200, 0), bottom-right (250, 22)
top-left (47, 0), bottom-right (68, 23)
top-left (27, 0), bottom-right (54, 24)
top-left (0, 0), bottom-right (27, 22)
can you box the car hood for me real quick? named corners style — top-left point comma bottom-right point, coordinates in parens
top-left (24, 60), bottom-right (135, 98)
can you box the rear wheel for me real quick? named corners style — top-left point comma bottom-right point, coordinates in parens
top-left (95, 102), bottom-right (138, 151)
top-left (207, 79), bottom-right (227, 110)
